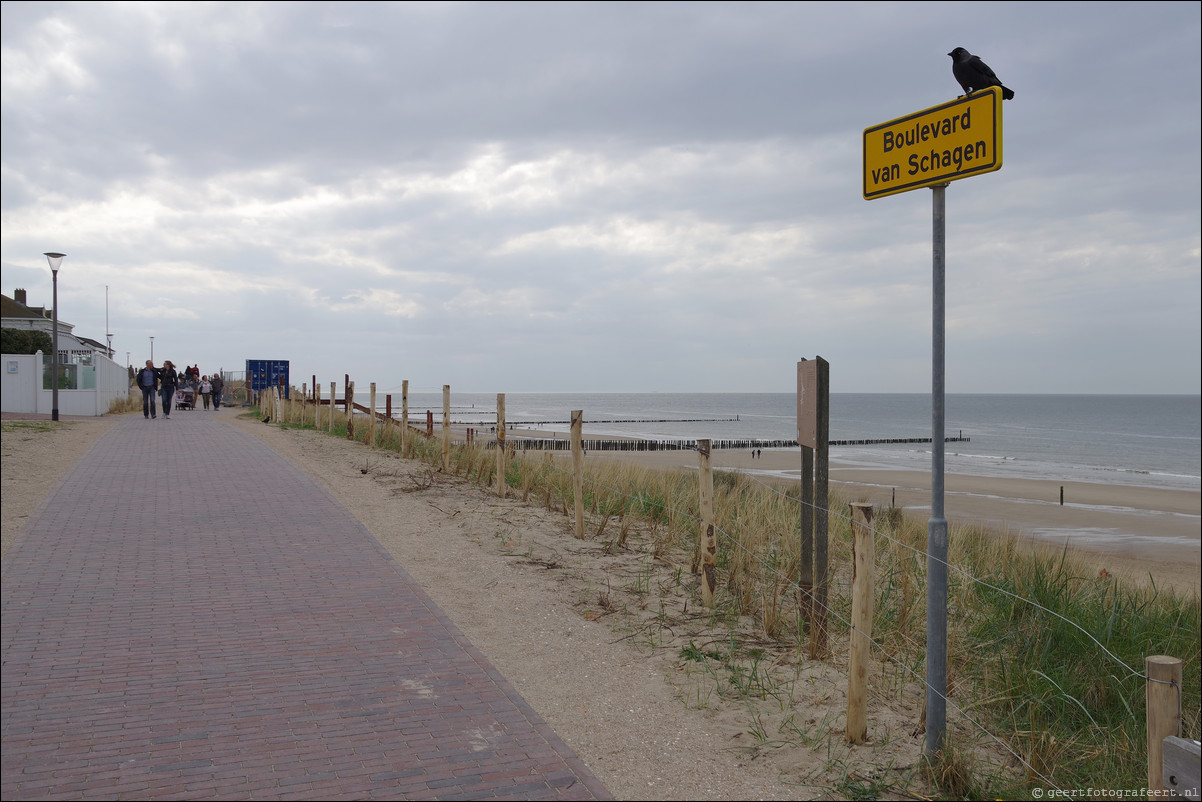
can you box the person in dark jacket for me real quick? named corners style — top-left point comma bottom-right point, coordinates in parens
top-left (210, 373), bottom-right (225, 409)
top-left (136, 360), bottom-right (159, 419)
top-left (158, 360), bottom-right (179, 419)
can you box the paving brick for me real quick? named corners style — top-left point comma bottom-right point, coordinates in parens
top-left (2, 416), bottom-right (609, 800)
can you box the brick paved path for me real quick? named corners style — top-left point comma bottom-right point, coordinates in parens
top-left (1, 414), bottom-right (610, 801)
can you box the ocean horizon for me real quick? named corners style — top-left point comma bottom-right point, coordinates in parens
top-left (368, 392), bottom-right (1200, 494)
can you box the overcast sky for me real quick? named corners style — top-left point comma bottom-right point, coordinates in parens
top-left (2, 1), bottom-right (1199, 395)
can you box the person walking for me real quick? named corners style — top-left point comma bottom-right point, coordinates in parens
top-left (199, 375), bottom-right (213, 410)
top-left (158, 360), bottom-right (179, 419)
top-left (210, 373), bottom-right (225, 409)
top-left (136, 360), bottom-right (158, 419)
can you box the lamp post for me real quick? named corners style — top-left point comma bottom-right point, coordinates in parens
top-left (150, 336), bottom-right (155, 363)
top-left (44, 253), bottom-right (66, 421)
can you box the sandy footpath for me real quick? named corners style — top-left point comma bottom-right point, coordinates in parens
top-left (3, 412), bottom-right (1199, 800)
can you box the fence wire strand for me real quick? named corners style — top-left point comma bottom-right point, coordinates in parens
top-left (288, 402), bottom-right (1192, 795)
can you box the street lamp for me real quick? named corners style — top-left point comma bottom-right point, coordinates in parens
top-left (44, 253), bottom-right (66, 422)
top-left (150, 336), bottom-right (154, 363)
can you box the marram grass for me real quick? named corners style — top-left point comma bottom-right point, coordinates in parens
top-left (265, 399), bottom-right (1200, 799)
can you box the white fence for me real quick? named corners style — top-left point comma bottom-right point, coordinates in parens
top-left (1, 351), bottom-right (129, 416)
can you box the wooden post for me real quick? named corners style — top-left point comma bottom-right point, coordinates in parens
top-left (697, 438), bottom-right (717, 607)
top-left (496, 393), bottom-right (507, 498)
top-left (442, 385), bottom-right (450, 472)
top-left (571, 410), bottom-right (585, 538)
top-left (301, 383), bottom-right (307, 426)
top-left (1147, 655), bottom-right (1183, 798)
top-left (846, 502), bottom-right (875, 744)
top-left (369, 383), bottom-right (377, 448)
top-left (800, 443), bottom-right (814, 616)
top-left (315, 382), bottom-right (322, 429)
top-left (401, 380), bottom-right (409, 454)
top-left (329, 382), bottom-right (336, 433)
top-left (346, 381), bottom-right (355, 439)
top-left (811, 357), bottom-right (830, 657)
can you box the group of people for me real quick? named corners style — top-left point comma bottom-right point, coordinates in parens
top-left (134, 360), bottom-right (225, 419)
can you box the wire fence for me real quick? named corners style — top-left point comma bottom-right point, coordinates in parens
top-left (269, 389), bottom-right (1198, 797)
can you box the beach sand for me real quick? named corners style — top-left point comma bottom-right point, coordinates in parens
top-left (577, 443), bottom-right (1201, 596)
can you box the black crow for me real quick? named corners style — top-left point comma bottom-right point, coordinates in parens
top-left (948, 47), bottom-right (1014, 100)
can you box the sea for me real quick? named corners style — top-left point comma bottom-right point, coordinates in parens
top-left (388, 392), bottom-right (1201, 494)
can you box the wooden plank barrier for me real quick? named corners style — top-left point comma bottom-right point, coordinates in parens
top-left (1162, 735), bottom-right (1200, 800)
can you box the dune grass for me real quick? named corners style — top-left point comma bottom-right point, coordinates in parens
top-left (268, 398), bottom-right (1200, 799)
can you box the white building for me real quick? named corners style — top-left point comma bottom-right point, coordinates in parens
top-left (2, 288), bottom-right (127, 416)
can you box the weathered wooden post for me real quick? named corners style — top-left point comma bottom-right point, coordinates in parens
top-left (369, 382), bottom-right (377, 448)
top-left (442, 385), bottom-right (450, 472)
top-left (301, 383), bottom-right (307, 426)
top-left (401, 380), bottom-right (409, 454)
top-left (697, 438), bottom-right (717, 607)
top-left (798, 357), bottom-right (830, 655)
top-left (800, 439), bottom-right (814, 613)
top-left (385, 394), bottom-right (394, 446)
top-left (798, 357), bottom-right (830, 657)
top-left (496, 393), bottom-right (507, 498)
top-left (571, 410), bottom-right (585, 538)
top-left (346, 381), bottom-right (355, 439)
top-left (1146, 655), bottom-right (1184, 799)
top-left (329, 382), bottom-right (336, 433)
top-left (846, 502), bottom-right (875, 744)
top-left (315, 382), bottom-right (322, 429)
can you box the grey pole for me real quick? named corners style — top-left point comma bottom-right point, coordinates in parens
top-left (44, 253), bottom-right (66, 422)
top-left (926, 186), bottom-right (948, 755)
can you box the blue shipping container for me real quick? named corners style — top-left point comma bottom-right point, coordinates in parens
top-left (246, 359), bottom-right (290, 398)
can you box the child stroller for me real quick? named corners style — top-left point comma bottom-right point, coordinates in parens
top-left (174, 386), bottom-right (195, 411)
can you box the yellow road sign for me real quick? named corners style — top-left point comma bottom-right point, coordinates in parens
top-left (863, 87), bottom-right (1003, 200)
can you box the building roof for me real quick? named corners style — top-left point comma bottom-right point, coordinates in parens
top-left (1, 293), bottom-right (49, 321)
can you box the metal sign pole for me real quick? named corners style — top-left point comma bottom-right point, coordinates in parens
top-left (926, 184), bottom-right (949, 755)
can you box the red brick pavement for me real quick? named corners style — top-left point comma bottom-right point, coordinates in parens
top-left (1, 414), bottom-right (610, 801)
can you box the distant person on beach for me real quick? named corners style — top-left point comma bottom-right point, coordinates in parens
top-left (199, 376), bottom-right (213, 409)
top-left (210, 373), bottom-right (224, 409)
top-left (158, 360), bottom-right (179, 419)
top-left (136, 360), bottom-right (158, 419)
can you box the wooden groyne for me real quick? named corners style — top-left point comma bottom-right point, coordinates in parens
top-left (332, 399), bottom-right (969, 452)
top-left (446, 417), bottom-right (739, 427)
top-left (488, 436), bottom-right (970, 452)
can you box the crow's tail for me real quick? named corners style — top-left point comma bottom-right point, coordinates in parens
top-left (1002, 86), bottom-right (1015, 100)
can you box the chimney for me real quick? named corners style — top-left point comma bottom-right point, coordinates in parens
top-left (14, 288), bottom-right (27, 305)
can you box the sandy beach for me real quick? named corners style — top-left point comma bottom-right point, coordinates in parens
top-left (3, 411), bottom-right (1199, 799)
top-left (578, 442), bottom-right (1201, 596)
